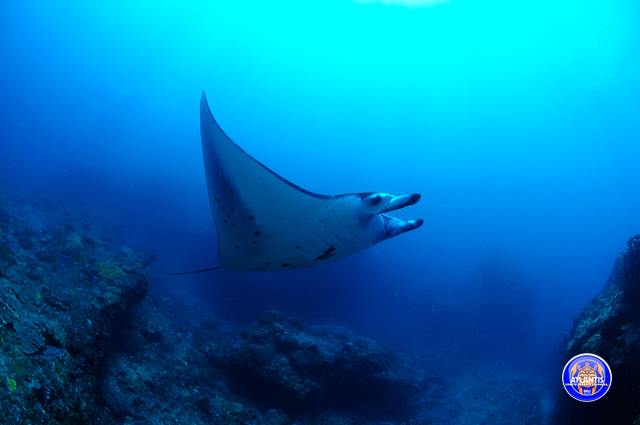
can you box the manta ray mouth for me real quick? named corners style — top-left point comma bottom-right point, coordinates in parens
top-left (378, 193), bottom-right (423, 239)
top-left (381, 216), bottom-right (424, 240)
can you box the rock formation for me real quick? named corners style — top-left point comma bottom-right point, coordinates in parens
top-left (0, 197), bottom-right (152, 424)
top-left (552, 235), bottom-right (640, 424)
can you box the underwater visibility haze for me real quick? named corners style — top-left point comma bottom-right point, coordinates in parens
top-left (1, 0), bottom-right (640, 424)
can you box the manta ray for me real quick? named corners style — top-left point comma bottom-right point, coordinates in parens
top-left (199, 91), bottom-right (423, 271)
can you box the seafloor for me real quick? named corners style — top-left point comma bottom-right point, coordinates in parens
top-left (0, 196), bottom-right (636, 424)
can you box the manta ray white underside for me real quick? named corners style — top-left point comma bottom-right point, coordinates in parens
top-left (200, 92), bottom-right (423, 271)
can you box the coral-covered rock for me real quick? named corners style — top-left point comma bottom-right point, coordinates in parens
top-left (98, 294), bottom-right (239, 424)
top-left (551, 235), bottom-right (640, 425)
top-left (209, 310), bottom-right (422, 418)
top-left (99, 296), bottom-right (427, 424)
top-left (0, 197), bottom-right (152, 424)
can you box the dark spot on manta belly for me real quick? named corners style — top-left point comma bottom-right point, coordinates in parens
top-left (314, 246), bottom-right (336, 261)
top-left (248, 216), bottom-right (255, 221)
top-left (280, 263), bottom-right (291, 268)
top-left (254, 231), bottom-right (261, 236)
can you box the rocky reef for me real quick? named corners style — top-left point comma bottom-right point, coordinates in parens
top-left (101, 301), bottom-right (424, 424)
top-left (551, 235), bottom-right (640, 425)
top-left (208, 311), bottom-right (422, 419)
top-left (0, 197), bottom-right (152, 423)
top-left (0, 196), bottom-right (426, 424)
top-left (100, 299), bottom-right (548, 425)
top-left (0, 195), bottom-right (550, 425)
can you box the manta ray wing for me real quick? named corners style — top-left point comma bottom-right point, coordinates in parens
top-left (200, 92), bottom-right (422, 271)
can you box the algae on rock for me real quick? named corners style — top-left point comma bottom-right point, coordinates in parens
top-left (0, 196), bottom-right (152, 425)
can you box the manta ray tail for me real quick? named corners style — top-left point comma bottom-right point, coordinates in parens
top-left (153, 266), bottom-right (223, 275)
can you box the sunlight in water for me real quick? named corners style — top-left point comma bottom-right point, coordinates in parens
top-left (354, 0), bottom-right (450, 7)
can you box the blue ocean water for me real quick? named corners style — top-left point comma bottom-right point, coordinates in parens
top-left (1, 0), bottom-right (639, 422)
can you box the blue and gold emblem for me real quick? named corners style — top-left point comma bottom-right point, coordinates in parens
top-left (562, 353), bottom-right (612, 402)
